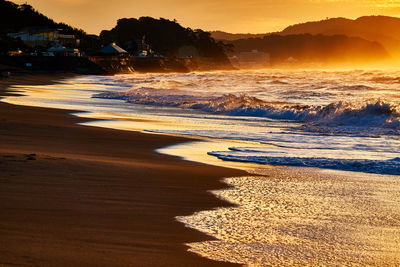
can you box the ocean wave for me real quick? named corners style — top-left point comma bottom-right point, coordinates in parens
top-left (300, 100), bottom-right (400, 135)
top-left (94, 90), bottom-right (400, 135)
top-left (208, 150), bottom-right (400, 175)
top-left (331, 85), bottom-right (375, 91)
top-left (369, 76), bottom-right (400, 84)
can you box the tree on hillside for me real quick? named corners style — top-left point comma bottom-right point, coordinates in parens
top-left (227, 34), bottom-right (389, 64)
top-left (0, 0), bottom-right (100, 52)
top-left (100, 17), bottom-right (231, 62)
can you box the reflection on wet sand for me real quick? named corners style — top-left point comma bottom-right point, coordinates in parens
top-left (177, 168), bottom-right (400, 266)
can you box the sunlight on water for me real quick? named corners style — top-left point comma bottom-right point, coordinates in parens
top-left (6, 69), bottom-right (400, 174)
top-left (157, 140), bottom-right (274, 171)
top-left (2, 69), bottom-right (400, 265)
top-left (178, 168), bottom-right (400, 266)
top-left (158, 139), bottom-right (400, 266)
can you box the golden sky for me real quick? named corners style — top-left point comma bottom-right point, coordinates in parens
top-left (13, 0), bottom-right (400, 34)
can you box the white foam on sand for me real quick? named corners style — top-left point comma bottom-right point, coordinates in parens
top-left (3, 70), bottom-right (400, 265)
top-left (177, 167), bottom-right (400, 266)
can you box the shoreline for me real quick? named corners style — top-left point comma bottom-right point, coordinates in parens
top-left (0, 73), bottom-right (246, 266)
top-left (2, 72), bottom-right (400, 265)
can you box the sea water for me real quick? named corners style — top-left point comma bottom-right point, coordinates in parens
top-left (3, 69), bottom-right (400, 265)
top-left (95, 70), bottom-right (400, 175)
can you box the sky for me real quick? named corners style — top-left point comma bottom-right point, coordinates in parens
top-left (13, 0), bottom-right (400, 34)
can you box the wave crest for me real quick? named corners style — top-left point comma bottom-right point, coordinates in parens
top-left (208, 150), bottom-right (400, 175)
top-left (94, 90), bottom-right (400, 135)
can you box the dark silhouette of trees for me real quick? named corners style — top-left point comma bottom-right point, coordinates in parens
top-left (280, 16), bottom-right (400, 56)
top-left (100, 17), bottom-right (231, 62)
top-left (0, 0), bottom-right (229, 60)
top-left (0, 0), bottom-right (76, 34)
top-left (228, 34), bottom-right (389, 64)
top-left (0, 0), bottom-right (100, 52)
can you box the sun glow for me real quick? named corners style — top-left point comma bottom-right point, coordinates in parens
top-left (11, 0), bottom-right (400, 34)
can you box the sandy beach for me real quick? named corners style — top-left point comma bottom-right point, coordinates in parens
top-left (0, 74), bottom-right (245, 266)
top-left (3, 0), bottom-right (400, 265)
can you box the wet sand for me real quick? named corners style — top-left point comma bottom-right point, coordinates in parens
top-left (0, 74), bottom-right (245, 266)
top-left (179, 169), bottom-right (400, 266)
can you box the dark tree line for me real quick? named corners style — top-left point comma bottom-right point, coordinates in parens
top-left (0, 0), bottom-right (84, 36)
top-left (0, 1), bottom-right (231, 63)
top-left (227, 34), bottom-right (389, 64)
top-left (100, 17), bottom-right (231, 61)
top-left (0, 0), bottom-right (101, 53)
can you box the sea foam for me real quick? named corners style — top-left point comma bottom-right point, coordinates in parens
top-left (95, 90), bottom-right (400, 135)
top-left (92, 70), bottom-right (400, 174)
top-left (208, 149), bottom-right (400, 175)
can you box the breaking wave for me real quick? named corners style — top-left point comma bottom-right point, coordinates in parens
top-left (208, 150), bottom-right (400, 175)
top-left (92, 70), bottom-right (400, 175)
top-left (94, 91), bottom-right (400, 136)
top-left (299, 100), bottom-right (400, 135)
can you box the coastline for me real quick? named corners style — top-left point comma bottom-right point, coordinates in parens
top-left (0, 74), bottom-right (246, 266)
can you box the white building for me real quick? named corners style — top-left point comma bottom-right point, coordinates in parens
top-left (8, 28), bottom-right (79, 47)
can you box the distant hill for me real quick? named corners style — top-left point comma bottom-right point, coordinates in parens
top-left (212, 16), bottom-right (400, 57)
top-left (228, 34), bottom-right (388, 66)
top-left (280, 16), bottom-right (400, 56)
top-left (210, 31), bottom-right (269, 41)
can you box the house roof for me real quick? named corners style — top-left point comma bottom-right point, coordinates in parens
top-left (48, 44), bottom-right (67, 52)
top-left (99, 43), bottom-right (128, 54)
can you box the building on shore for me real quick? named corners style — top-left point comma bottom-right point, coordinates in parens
top-left (98, 43), bottom-right (128, 55)
top-left (7, 27), bottom-right (80, 48)
top-left (45, 44), bottom-right (80, 57)
top-left (87, 43), bottom-right (131, 73)
top-left (135, 36), bottom-right (154, 57)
